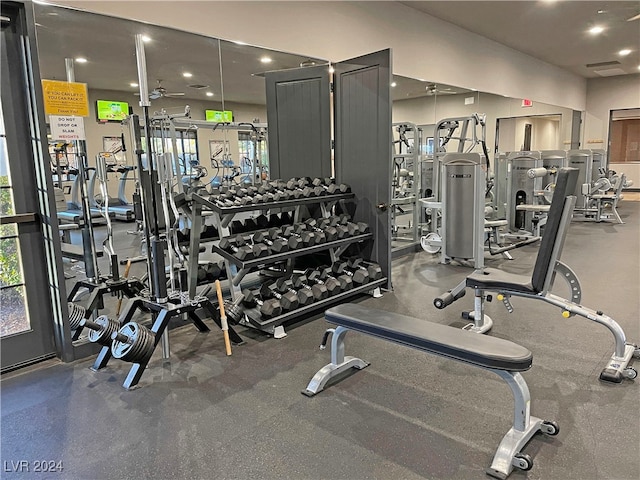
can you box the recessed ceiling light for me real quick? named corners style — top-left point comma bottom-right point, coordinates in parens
top-left (637, 65), bottom-right (640, 70)
top-left (206, 92), bottom-right (214, 97)
top-left (75, 57), bottom-right (87, 63)
top-left (597, 9), bottom-right (606, 14)
top-left (391, 82), bottom-right (397, 87)
top-left (260, 56), bottom-right (272, 64)
top-left (141, 35), bottom-right (151, 43)
top-left (183, 72), bottom-right (193, 78)
top-left (589, 26), bottom-right (604, 35)
top-left (618, 49), bottom-right (632, 56)
top-left (130, 82), bottom-right (138, 87)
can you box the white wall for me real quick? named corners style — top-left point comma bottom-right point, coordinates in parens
top-left (57, 0), bottom-right (587, 111)
top-left (392, 92), bottom-right (572, 163)
top-left (584, 74), bottom-right (640, 183)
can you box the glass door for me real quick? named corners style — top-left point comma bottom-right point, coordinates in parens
top-left (1, 4), bottom-right (57, 370)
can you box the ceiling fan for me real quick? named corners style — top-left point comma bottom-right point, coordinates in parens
top-left (425, 84), bottom-right (457, 96)
top-left (135, 79), bottom-right (185, 99)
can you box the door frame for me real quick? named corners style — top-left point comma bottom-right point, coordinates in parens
top-left (1, 0), bottom-right (71, 371)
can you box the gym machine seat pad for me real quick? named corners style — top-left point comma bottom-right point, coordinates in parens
top-left (466, 269), bottom-right (535, 294)
top-left (325, 303), bottom-right (532, 371)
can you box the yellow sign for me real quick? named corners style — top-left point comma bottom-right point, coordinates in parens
top-left (41, 80), bottom-right (89, 117)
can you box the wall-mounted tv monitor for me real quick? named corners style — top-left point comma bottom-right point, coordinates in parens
top-left (205, 110), bottom-right (233, 123)
top-left (96, 100), bottom-right (129, 122)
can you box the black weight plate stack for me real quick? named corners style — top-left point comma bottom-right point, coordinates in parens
top-left (68, 302), bottom-right (86, 330)
top-left (84, 315), bottom-right (120, 347)
top-left (111, 322), bottom-right (155, 364)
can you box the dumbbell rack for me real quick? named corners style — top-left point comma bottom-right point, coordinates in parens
top-left (183, 190), bottom-right (354, 296)
top-left (186, 190), bottom-right (385, 337)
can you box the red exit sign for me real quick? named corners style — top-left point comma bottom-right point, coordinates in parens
top-left (521, 99), bottom-right (533, 107)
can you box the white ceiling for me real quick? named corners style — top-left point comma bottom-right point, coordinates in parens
top-left (399, 1), bottom-right (640, 78)
top-left (34, 1), bottom-right (639, 108)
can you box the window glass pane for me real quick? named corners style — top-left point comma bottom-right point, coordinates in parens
top-left (1, 102), bottom-right (16, 215)
top-left (0, 286), bottom-right (30, 337)
top-left (0, 223), bottom-right (17, 238)
top-left (0, 237), bottom-right (25, 287)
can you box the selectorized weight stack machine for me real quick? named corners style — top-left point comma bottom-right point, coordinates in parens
top-left (439, 153), bottom-right (486, 268)
top-left (506, 151), bottom-right (541, 234)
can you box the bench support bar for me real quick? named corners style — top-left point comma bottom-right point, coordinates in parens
top-left (486, 369), bottom-right (543, 479)
top-left (303, 326), bottom-right (369, 396)
top-left (471, 287), bottom-right (638, 382)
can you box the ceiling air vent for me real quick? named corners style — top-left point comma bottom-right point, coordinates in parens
top-left (188, 84), bottom-right (209, 89)
top-left (586, 61), bottom-right (621, 68)
top-left (593, 68), bottom-right (627, 77)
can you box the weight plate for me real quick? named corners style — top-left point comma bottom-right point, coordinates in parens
top-left (68, 302), bottom-right (86, 330)
top-left (87, 315), bottom-right (119, 346)
top-left (420, 232), bottom-right (441, 254)
top-left (111, 322), bottom-right (155, 363)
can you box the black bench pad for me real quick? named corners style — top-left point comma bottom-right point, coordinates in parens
top-left (61, 244), bottom-right (103, 260)
top-left (466, 268), bottom-right (536, 294)
top-left (325, 304), bottom-right (533, 371)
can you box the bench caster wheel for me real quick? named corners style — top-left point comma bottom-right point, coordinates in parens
top-left (541, 420), bottom-right (559, 436)
top-left (623, 367), bottom-right (637, 380)
top-left (512, 453), bottom-right (533, 471)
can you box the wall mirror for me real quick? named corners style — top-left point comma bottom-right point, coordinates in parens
top-left (33, 2), bottom-right (327, 193)
top-left (390, 72), bottom-right (579, 254)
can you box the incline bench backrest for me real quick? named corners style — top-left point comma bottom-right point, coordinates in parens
top-left (531, 167), bottom-right (579, 292)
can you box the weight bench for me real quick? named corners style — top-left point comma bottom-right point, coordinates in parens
top-left (304, 303), bottom-right (559, 479)
top-left (436, 168), bottom-right (638, 382)
top-left (61, 243), bottom-right (104, 261)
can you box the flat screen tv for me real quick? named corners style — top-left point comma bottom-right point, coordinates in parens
top-left (205, 110), bottom-right (233, 122)
top-left (96, 100), bottom-right (129, 122)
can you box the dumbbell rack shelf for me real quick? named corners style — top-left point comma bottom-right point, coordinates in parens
top-left (240, 277), bottom-right (387, 331)
top-left (192, 192), bottom-right (355, 215)
top-left (212, 233), bottom-right (373, 285)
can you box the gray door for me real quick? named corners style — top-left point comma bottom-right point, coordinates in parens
top-left (333, 49), bottom-right (392, 288)
top-left (1, 2), bottom-right (58, 371)
top-left (265, 65), bottom-right (331, 180)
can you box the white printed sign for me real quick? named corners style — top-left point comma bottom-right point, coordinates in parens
top-left (50, 115), bottom-right (86, 141)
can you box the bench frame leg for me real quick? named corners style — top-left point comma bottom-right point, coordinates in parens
top-left (303, 326), bottom-right (369, 396)
top-left (542, 293), bottom-right (639, 382)
top-left (468, 285), bottom-right (638, 383)
top-left (486, 369), bottom-right (547, 479)
top-left (465, 289), bottom-right (493, 334)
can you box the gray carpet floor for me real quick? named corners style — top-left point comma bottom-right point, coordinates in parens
top-left (1, 202), bottom-right (639, 480)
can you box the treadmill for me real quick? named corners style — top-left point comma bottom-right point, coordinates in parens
top-left (87, 158), bottom-right (136, 221)
top-left (57, 168), bottom-right (112, 225)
